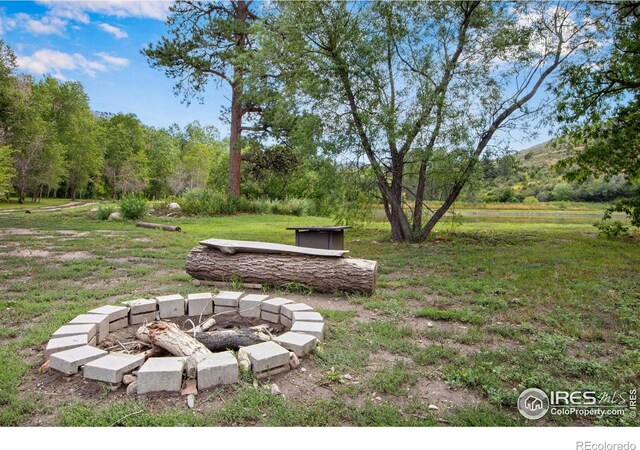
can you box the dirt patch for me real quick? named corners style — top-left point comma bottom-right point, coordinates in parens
top-left (276, 359), bottom-right (336, 401)
top-left (284, 293), bottom-right (357, 311)
top-left (95, 230), bottom-right (127, 237)
top-left (0, 228), bottom-right (41, 236)
top-left (4, 249), bottom-right (96, 260)
top-left (413, 378), bottom-right (484, 413)
top-left (105, 257), bottom-right (149, 264)
top-left (368, 350), bottom-right (412, 369)
top-left (55, 230), bottom-right (90, 237)
top-left (57, 251), bottom-right (94, 260)
top-left (6, 249), bottom-right (52, 258)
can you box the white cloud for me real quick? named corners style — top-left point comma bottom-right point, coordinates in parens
top-left (37, 1), bottom-right (171, 21)
top-left (3, 1), bottom-right (168, 38)
top-left (47, 4), bottom-right (91, 24)
top-left (17, 48), bottom-right (129, 78)
top-left (98, 22), bottom-right (128, 39)
top-left (0, 13), bottom-right (17, 35)
top-left (14, 12), bottom-right (67, 35)
top-left (96, 51), bottom-right (129, 67)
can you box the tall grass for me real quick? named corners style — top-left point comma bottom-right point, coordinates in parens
top-left (179, 188), bottom-right (313, 217)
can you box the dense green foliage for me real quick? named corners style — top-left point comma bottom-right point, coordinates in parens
top-left (553, 2), bottom-right (640, 230)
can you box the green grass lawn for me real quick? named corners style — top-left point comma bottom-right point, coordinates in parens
top-left (0, 198), bottom-right (76, 211)
top-left (0, 206), bottom-right (638, 426)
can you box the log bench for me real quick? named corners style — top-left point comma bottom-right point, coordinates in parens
top-left (185, 238), bottom-right (377, 295)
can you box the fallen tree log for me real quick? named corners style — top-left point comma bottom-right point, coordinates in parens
top-left (136, 321), bottom-right (211, 358)
top-left (194, 325), bottom-right (272, 351)
top-left (136, 221), bottom-right (181, 232)
top-left (185, 245), bottom-right (377, 294)
top-left (136, 321), bottom-right (272, 357)
top-left (136, 321), bottom-right (211, 377)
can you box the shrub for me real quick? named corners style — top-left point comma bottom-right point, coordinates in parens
top-left (594, 220), bottom-right (630, 238)
top-left (95, 204), bottom-right (114, 220)
top-left (268, 198), bottom-right (312, 216)
top-left (118, 195), bottom-right (148, 220)
top-left (523, 196), bottom-right (539, 205)
top-left (179, 188), bottom-right (226, 215)
top-left (180, 189), bottom-right (313, 217)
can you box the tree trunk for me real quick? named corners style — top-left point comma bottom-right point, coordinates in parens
top-left (228, 77), bottom-right (243, 197)
top-left (227, 1), bottom-right (249, 197)
top-left (136, 222), bottom-right (182, 232)
top-left (186, 245), bottom-right (377, 294)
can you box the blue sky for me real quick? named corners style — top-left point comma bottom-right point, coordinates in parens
top-left (1, 0), bottom-right (228, 133)
top-left (0, 1), bottom-right (550, 150)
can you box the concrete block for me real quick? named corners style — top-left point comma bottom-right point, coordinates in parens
top-left (137, 357), bottom-right (186, 394)
top-left (156, 294), bottom-right (185, 319)
top-left (281, 303), bottom-right (313, 319)
top-left (187, 292), bottom-right (213, 317)
top-left (52, 323), bottom-right (96, 340)
top-left (280, 315), bottom-right (292, 328)
top-left (274, 331), bottom-right (318, 357)
top-left (109, 317), bottom-right (128, 332)
top-left (49, 345), bottom-right (107, 375)
top-left (239, 294), bottom-right (269, 318)
top-left (261, 297), bottom-right (293, 314)
top-left (290, 321), bottom-right (325, 341)
top-left (261, 311), bottom-right (280, 323)
top-left (123, 298), bottom-right (156, 314)
top-left (129, 310), bottom-right (156, 325)
top-left (88, 305), bottom-right (129, 322)
top-left (214, 291), bottom-right (242, 307)
top-left (243, 341), bottom-right (290, 373)
top-left (83, 353), bottom-right (145, 384)
top-left (69, 314), bottom-right (109, 343)
top-left (197, 351), bottom-right (239, 389)
top-left (291, 311), bottom-right (324, 324)
top-left (45, 335), bottom-right (90, 358)
top-left (214, 305), bottom-right (237, 315)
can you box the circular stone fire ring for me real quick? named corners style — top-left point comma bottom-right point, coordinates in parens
top-left (44, 292), bottom-right (324, 395)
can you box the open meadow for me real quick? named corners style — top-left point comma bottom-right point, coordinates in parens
top-left (1, 203), bottom-right (638, 426)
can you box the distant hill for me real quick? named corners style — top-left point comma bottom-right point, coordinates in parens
top-left (515, 140), bottom-right (573, 169)
top-left (476, 139), bottom-right (632, 203)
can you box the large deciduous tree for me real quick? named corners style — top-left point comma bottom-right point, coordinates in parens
top-left (37, 77), bottom-right (102, 200)
top-left (266, 0), bottom-right (599, 241)
top-left (144, 0), bottom-right (261, 197)
top-left (102, 114), bottom-right (149, 197)
top-left (555, 1), bottom-right (640, 227)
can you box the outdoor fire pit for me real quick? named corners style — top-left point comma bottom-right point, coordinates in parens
top-left (44, 291), bottom-right (324, 395)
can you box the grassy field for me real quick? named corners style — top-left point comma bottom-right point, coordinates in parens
top-left (0, 198), bottom-right (77, 211)
top-left (0, 203), bottom-right (638, 426)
